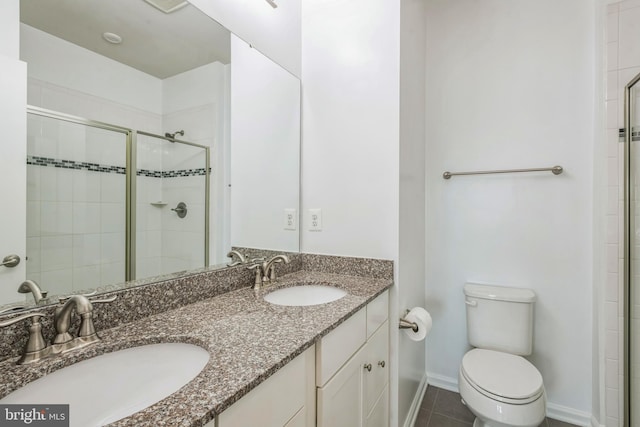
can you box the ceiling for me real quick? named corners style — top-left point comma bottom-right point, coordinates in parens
top-left (20, 0), bottom-right (231, 79)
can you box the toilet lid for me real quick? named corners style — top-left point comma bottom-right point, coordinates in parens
top-left (461, 349), bottom-right (543, 400)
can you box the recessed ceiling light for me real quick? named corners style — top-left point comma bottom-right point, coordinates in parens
top-left (143, 0), bottom-right (189, 14)
top-left (102, 32), bottom-right (123, 44)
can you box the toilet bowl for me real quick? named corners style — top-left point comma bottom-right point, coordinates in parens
top-left (458, 349), bottom-right (546, 427)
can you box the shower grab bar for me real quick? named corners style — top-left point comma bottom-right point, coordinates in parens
top-left (442, 165), bottom-right (563, 180)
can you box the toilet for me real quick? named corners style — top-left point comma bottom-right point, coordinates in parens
top-left (458, 283), bottom-right (546, 427)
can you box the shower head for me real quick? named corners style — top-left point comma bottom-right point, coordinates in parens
top-left (164, 130), bottom-right (185, 141)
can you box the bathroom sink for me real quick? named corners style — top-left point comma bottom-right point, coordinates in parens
top-left (264, 285), bottom-right (347, 306)
top-left (0, 342), bottom-right (209, 426)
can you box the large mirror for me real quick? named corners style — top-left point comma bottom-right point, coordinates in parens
top-left (0, 0), bottom-right (300, 311)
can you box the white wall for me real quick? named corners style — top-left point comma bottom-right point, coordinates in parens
top-left (300, 0), bottom-right (399, 261)
top-left (0, 0), bottom-right (19, 59)
top-left (21, 24), bottom-right (162, 116)
top-left (300, 1), bottom-right (430, 425)
top-left (230, 35), bottom-right (300, 253)
top-left (424, 0), bottom-right (595, 423)
top-left (398, 1), bottom-right (427, 425)
top-left (189, 0), bottom-right (300, 78)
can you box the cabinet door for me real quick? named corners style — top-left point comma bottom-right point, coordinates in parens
top-left (363, 320), bottom-right (389, 417)
top-left (317, 346), bottom-right (366, 427)
top-left (365, 386), bottom-right (389, 427)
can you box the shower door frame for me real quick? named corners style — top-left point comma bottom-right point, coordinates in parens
top-left (26, 106), bottom-right (211, 283)
top-left (624, 71), bottom-right (640, 427)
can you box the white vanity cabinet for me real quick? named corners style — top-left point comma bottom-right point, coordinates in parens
top-left (316, 291), bottom-right (390, 427)
top-left (212, 289), bottom-right (389, 427)
top-left (214, 346), bottom-right (316, 427)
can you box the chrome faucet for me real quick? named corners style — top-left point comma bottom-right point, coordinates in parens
top-left (18, 280), bottom-right (48, 305)
top-left (248, 254), bottom-right (290, 290)
top-left (0, 293), bottom-right (116, 365)
top-left (53, 294), bottom-right (116, 352)
top-left (54, 295), bottom-right (96, 349)
top-left (263, 254), bottom-right (290, 281)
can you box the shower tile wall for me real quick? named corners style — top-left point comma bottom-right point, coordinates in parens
top-left (605, 2), bottom-right (640, 425)
top-left (135, 134), bottom-right (207, 278)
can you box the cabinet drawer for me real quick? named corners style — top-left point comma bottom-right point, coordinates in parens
top-left (366, 291), bottom-right (389, 338)
top-left (316, 308), bottom-right (367, 386)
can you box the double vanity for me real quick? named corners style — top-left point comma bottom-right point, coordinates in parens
top-left (0, 254), bottom-right (392, 427)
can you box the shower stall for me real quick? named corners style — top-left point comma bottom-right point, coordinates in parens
top-left (25, 107), bottom-right (209, 296)
top-left (625, 72), bottom-right (640, 427)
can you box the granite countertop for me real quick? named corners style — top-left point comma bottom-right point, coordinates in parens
top-left (0, 270), bottom-right (392, 427)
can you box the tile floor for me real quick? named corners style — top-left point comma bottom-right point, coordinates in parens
top-left (415, 386), bottom-right (579, 427)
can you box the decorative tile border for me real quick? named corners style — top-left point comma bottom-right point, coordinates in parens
top-left (27, 156), bottom-right (209, 178)
top-left (27, 156), bottom-right (126, 174)
top-left (618, 128), bottom-right (640, 141)
top-left (162, 168), bottom-right (208, 178)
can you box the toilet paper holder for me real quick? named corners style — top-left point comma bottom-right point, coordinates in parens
top-left (399, 310), bottom-right (419, 332)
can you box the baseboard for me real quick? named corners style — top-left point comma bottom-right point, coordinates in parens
top-left (590, 415), bottom-right (603, 427)
top-left (546, 402), bottom-right (593, 427)
top-left (403, 374), bottom-right (428, 427)
top-left (425, 371), bottom-right (458, 393)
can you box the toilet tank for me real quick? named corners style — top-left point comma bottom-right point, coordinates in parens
top-left (464, 283), bottom-right (536, 356)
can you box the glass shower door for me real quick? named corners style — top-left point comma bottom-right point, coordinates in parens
top-left (626, 73), bottom-right (640, 427)
top-left (134, 132), bottom-right (209, 280)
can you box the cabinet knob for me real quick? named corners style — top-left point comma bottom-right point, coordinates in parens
top-left (364, 363), bottom-right (372, 372)
top-left (378, 360), bottom-right (386, 368)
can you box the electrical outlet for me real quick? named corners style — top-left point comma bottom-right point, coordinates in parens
top-left (284, 209), bottom-right (297, 230)
top-left (309, 209), bottom-right (322, 231)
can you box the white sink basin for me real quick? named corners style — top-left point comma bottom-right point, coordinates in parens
top-left (264, 285), bottom-right (347, 306)
top-left (0, 342), bottom-right (209, 426)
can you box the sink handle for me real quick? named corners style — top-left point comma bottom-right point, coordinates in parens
top-left (247, 263), bottom-right (264, 290)
top-left (77, 295), bottom-right (116, 338)
top-left (0, 312), bottom-right (49, 364)
top-left (0, 312), bottom-right (44, 328)
top-left (90, 295), bottom-right (117, 304)
top-left (58, 290), bottom-right (97, 304)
